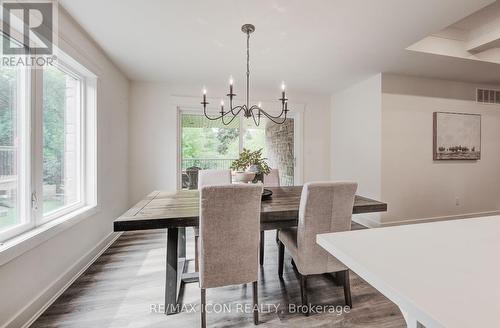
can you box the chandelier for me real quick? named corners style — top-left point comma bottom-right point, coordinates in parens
top-left (201, 24), bottom-right (289, 126)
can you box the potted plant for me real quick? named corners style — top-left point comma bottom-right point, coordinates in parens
top-left (231, 148), bottom-right (271, 183)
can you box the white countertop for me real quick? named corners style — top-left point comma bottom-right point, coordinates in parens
top-left (317, 216), bottom-right (500, 328)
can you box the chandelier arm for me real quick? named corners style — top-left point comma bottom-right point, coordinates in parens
top-left (259, 108), bottom-right (289, 124)
top-left (204, 106), bottom-right (243, 121)
top-left (203, 106), bottom-right (224, 121)
top-left (248, 105), bottom-right (261, 126)
top-left (221, 108), bottom-right (242, 126)
top-left (259, 107), bottom-right (286, 120)
top-left (252, 114), bottom-right (260, 127)
top-left (249, 105), bottom-right (262, 117)
top-left (230, 105), bottom-right (244, 114)
top-left (220, 107), bottom-right (228, 125)
top-left (229, 95), bottom-right (240, 115)
top-left (221, 106), bottom-right (239, 125)
top-left (223, 114), bottom-right (238, 126)
top-left (221, 111), bottom-right (229, 126)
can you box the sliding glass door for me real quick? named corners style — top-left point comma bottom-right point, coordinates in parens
top-left (179, 111), bottom-right (297, 189)
top-left (179, 114), bottom-right (239, 189)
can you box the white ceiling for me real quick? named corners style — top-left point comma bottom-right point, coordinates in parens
top-left (454, 0), bottom-right (500, 30)
top-left (60, 0), bottom-right (498, 94)
top-left (407, 1), bottom-right (500, 69)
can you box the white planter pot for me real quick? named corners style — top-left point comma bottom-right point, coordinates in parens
top-left (233, 171), bottom-right (256, 183)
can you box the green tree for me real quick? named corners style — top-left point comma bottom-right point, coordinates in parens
top-left (0, 69), bottom-right (16, 146)
top-left (215, 128), bottom-right (239, 155)
top-left (43, 67), bottom-right (66, 188)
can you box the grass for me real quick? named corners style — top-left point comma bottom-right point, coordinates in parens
top-left (0, 199), bottom-right (64, 231)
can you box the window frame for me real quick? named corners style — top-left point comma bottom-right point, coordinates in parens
top-left (0, 45), bottom-right (97, 243)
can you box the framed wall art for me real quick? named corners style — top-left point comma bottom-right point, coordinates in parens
top-left (433, 112), bottom-right (481, 160)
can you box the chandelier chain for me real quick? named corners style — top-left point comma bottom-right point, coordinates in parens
top-left (246, 31), bottom-right (250, 110)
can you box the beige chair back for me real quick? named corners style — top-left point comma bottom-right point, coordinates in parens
top-left (297, 182), bottom-right (357, 275)
top-left (198, 169), bottom-right (231, 188)
top-left (199, 184), bottom-right (262, 288)
top-left (264, 169), bottom-right (280, 187)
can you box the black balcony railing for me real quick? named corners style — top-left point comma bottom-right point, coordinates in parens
top-left (0, 146), bottom-right (16, 178)
top-left (181, 158), bottom-right (235, 171)
top-left (181, 158), bottom-right (236, 189)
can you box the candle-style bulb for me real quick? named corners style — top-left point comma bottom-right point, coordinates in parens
top-left (229, 77), bottom-right (234, 95)
top-left (220, 100), bottom-right (224, 106)
top-left (281, 82), bottom-right (286, 91)
top-left (202, 87), bottom-right (207, 95)
top-left (258, 102), bottom-right (262, 108)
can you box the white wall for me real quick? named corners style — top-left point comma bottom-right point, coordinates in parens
top-left (330, 74), bottom-right (382, 227)
top-left (0, 9), bottom-right (129, 328)
top-left (129, 82), bottom-right (331, 204)
top-left (129, 83), bottom-right (177, 202)
top-left (381, 74), bottom-right (500, 224)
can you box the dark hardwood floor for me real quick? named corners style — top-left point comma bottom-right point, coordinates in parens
top-left (33, 225), bottom-right (406, 328)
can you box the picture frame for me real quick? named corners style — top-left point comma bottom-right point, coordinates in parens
top-left (433, 112), bottom-right (481, 160)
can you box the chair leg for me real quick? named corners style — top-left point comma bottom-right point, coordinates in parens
top-left (278, 240), bottom-right (284, 278)
top-left (201, 288), bottom-right (206, 328)
top-left (341, 270), bottom-right (352, 308)
top-left (195, 235), bottom-right (199, 272)
top-left (252, 281), bottom-right (259, 325)
top-left (259, 231), bottom-right (264, 265)
top-left (300, 274), bottom-right (309, 316)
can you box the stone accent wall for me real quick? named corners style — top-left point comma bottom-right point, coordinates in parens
top-left (265, 118), bottom-right (294, 186)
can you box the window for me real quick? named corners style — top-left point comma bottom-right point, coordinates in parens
top-left (42, 65), bottom-right (82, 219)
top-left (0, 63), bottom-right (29, 239)
top-left (179, 111), bottom-right (297, 189)
top-left (0, 35), bottom-right (97, 242)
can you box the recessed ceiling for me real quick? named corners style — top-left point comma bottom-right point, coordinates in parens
top-left (60, 0), bottom-right (496, 94)
top-left (409, 1), bottom-right (500, 66)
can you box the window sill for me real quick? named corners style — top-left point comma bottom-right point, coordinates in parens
top-left (0, 205), bottom-right (99, 266)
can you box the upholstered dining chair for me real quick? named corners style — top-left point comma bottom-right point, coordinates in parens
top-left (277, 181), bottom-right (358, 315)
top-left (194, 169), bottom-right (232, 271)
top-left (198, 169), bottom-right (232, 188)
top-left (199, 184), bottom-right (262, 327)
top-left (263, 168), bottom-right (280, 187)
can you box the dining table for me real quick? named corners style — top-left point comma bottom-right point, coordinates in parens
top-left (113, 186), bottom-right (387, 315)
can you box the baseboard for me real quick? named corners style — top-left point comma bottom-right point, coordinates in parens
top-left (2, 231), bottom-right (122, 328)
top-left (381, 210), bottom-right (500, 227)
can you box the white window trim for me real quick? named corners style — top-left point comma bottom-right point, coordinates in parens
top-left (0, 48), bottom-right (98, 263)
top-left (173, 96), bottom-right (304, 190)
top-left (0, 204), bottom-right (99, 266)
top-left (33, 49), bottom-right (98, 226)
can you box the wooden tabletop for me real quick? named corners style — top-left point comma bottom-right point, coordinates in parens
top-left (114, 186), bottom-right (387, 231)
